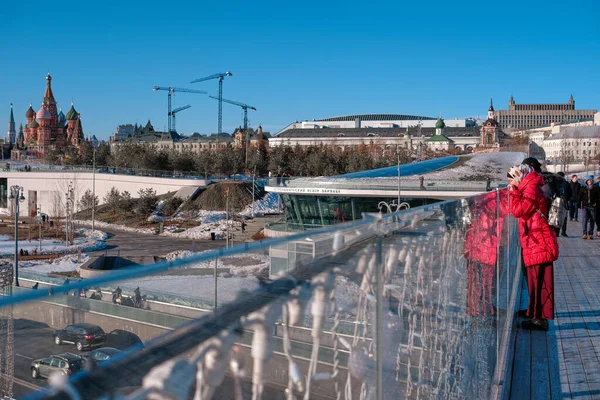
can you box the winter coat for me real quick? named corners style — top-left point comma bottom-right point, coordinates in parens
top-left (509, 171), bottom-right (559, 267)
top-left (569, 180), bottom-right (582, 201)
top-left (559, 179), bottom-right (572, 201)
top-left (577, 185), bottom-right (600, 209)
top-left (464, 189), bottom-right (509, 265)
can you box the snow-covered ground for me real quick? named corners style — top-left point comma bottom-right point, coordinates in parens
top-left (164, 250), bottom-right (269, 275)
top-left (240, 192), bottom-right (281, 216)
top-left (291, 152), bottom-right (527, 185)
top-left (73, 220), bottom-right (156, 235)
top-left (162, 218), bottom-right (241, 240)
top-left (20, 253), bottom-right (90, 274)
top-left (422, 152), bottom-right (526, 181)
top-left (0, 228), bottom-right (107, 256)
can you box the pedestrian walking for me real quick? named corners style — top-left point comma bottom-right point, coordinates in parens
top-left (568, 175), bottom-right (581, 221)
top-left (578, 176), bottom-right (600, 239)
top-left (241, 221), bottom-right (246, 233)
top-left (507, 164), bottom-right (559, 331)
top-left (596, 177), bottom-right (600, 238)
top-left (556, 172), bottom-right (571, 237)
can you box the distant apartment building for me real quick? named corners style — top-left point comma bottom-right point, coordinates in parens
top-left (543, 126), bottom-right (600, 162)
top-left (112, 124), bottom-right (135, 141)
top-left (495, 95), bottom-right (597, 132)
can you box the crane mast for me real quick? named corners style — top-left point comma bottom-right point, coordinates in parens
top-left (152, 86), bottom-right (206, 133)
top-left (190, 72), bottom-right (232, 134)
top-left (171, 105), bottom-right (191, 133)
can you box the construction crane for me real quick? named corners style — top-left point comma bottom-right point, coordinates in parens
top-left (171, 105), bottom-right (191, 133)
top-left (152, 86), bottom-right (206, 133)
top-left (190, 72), bottom-right (232, 134)
top-left (208, 95), bottom-right (256, 131)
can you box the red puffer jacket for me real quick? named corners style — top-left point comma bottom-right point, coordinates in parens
top-left (464, 189), bottom-right (510, 265)
top-left (510, 172), bottom-right (559, 267)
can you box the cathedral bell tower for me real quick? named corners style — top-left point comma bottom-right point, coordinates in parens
top-left (480, 98), bottom-right (500, 147)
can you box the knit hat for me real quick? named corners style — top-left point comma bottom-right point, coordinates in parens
top-left (586, 176), bottom-right (594, 186)
top-left (521, 157), bottom-right (542, 173)
top-left (507, 164), bottom-right (533, 185)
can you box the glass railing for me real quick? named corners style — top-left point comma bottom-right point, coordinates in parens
top-left (0, 164), bottom-right (262, 182)
top-left (0, 189), bottom-right (520, 400)
top-left (266, 177), bottom-right (504, 191)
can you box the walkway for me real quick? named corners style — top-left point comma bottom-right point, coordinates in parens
top-left (510, 221), bottom-right (600, 399)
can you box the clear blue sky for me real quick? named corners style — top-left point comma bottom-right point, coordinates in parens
top-left (1, 0), bottom-right (599, 139)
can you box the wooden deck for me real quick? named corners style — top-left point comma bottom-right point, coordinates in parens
top-left (510, 221), bottom-right (600, 399)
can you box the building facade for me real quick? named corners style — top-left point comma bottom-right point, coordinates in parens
top-left (495, 95), bottom-right (597, 132)
top-left (541, 126), bottom-right (600, 162)
top-left (277, 114), bottom-right (476, 135)
top-left (426, 118), bottom-right (454, 152)
top-left (479, 100), bottom-right (501, 147)
top-left (112, 124), bottom-right (135, 142)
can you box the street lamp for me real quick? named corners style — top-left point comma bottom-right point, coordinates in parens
top-left (92, 147), bottom-right (96, 234)
top-left (65, 183), bottom-right (74, 245)
top-left (9, 185), bottom-right (26, 286)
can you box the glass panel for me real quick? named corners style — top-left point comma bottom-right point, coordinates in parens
top-left (0, 193), bottom-right (522, 399)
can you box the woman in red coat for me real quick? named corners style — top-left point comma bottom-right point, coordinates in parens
top-left (508, 164), bottom-right (559, 331)
top-left (463, 189), bottom-right (509, 316)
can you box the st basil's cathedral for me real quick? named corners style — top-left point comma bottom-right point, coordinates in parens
top-left (8, 73), bottom-right (84, 160)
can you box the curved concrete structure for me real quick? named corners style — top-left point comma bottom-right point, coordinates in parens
top-left (0, 170), bottom-right (209, 216)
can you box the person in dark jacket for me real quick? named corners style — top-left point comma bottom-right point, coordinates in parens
top-left (596, 177), bottom-right (600, 237)
top-left (556, 172), bottom-right (572, 237)
top-left (577, 176), bottom-right (600, 239)
top-left (568, 175), bottom-right (581, 221)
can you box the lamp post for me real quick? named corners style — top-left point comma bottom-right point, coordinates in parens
top-left (65, 182), bottom-right (74, 246)
top-left (92, 147), bottom-right (96, 234)
top-left (397, 151), bottom-right (401, 208)
top-left (225, 188), bottom-right (230, 248)
top-left (252, 164), bottom-right (256, 218)
top-left (9, 185), bottom-right (25, 286)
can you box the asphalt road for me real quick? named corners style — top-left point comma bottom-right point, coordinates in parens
top-left (83, 225), bottom-right (225, 257)
top-left (9, 318), bottom-right (297, 400)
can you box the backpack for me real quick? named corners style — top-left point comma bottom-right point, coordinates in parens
top-left (547, 196), bottom-right (567, 228)
top-left (540, 173), bottom-right (567, 229)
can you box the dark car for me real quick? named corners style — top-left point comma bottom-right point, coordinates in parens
top-left (53, 323), bottom-right (106, 351)
top-left (104, 329), bottom-right (144, 351)
top-left (81, 347), bottom-right (121, 365)
top-left (31, 353), bottom-right (84, 379)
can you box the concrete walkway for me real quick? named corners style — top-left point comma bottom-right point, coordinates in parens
top-left (510, 221), bottom-right (600, 399)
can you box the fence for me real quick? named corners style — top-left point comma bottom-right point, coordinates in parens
top-left (0, 189), bottom-right (521, 400)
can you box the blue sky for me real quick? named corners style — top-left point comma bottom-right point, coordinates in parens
top-left (1, 0), bottom-right (598, 139)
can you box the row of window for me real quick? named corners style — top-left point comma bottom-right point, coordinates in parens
top-left (548, 149), bottom-right (598, 155)
top-left (545, 141), bottom-right (599, 147)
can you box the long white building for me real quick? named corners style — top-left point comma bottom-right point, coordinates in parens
top-left (276, 114), bottom-right (475, 135)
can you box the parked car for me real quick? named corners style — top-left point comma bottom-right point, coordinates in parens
top-left (30, 353), bottom-right (84, 379)
top-left (81, 347), bottom-right (121, 365)
top-left (104, 329), bottom-right (144, 351)
top-left (53, 323), bottom-right (106, 351)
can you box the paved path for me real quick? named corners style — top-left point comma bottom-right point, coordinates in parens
top-left (80, 216), bottom-right (274, 258)
top-left (83, 226), bottom-right (224, 257)
top-left (510, 221), bottom-right (600, 399)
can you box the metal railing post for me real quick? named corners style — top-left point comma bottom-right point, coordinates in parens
top-left (375, 216), bottom-right (384, 400)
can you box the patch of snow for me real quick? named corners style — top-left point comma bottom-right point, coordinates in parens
top-left (0, 228), bottom-right (106, 256)
top-left (240, 192), bottom-right (281, 216)
top-left (124, 275), bottom-right (260, 305)
top-left (195, 210), bottom-right (226, 224)
top-left (422, 152), bottom-right (526, 181)
top-left (163, 250), bottom-right (268, 275)
top-left (74, 220), bottom-right (155, 235)
top-left (20, 254), bottom-right (89, 274)
top-left (161, 219), bottom-right (240, 240)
